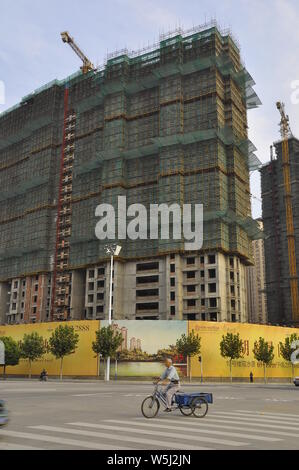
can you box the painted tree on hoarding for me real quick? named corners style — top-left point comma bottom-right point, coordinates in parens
top-left (220, 333), bottom-right (243, 382)
top-left (49, 325), bottom-right (79, 380)
top-left (176, 331), bottom-right (201, 382)
top-left (0, 336), bottom-right (21, 377)
top-left (253, 337), bottom-right (274, 383)
top-left (92, 326), bottom-right (123, 381)
top-left (279, 333), bottom-right (299, 380)
top-left (20, 332), bottom-right (46, 379)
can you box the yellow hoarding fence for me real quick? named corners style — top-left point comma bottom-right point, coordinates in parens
top-left (189, 321), bottom-right (299, 380)
top-left (0, 320), bottom-right (298, 379)
top-left (0, 321), bottom-right (100, 377)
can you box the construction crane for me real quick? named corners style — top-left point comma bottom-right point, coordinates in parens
top-left (276, 101), bottom-right (299, 323)
top-left (61, 31), bottom-right (95, 74)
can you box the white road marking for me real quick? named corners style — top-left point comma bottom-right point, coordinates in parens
top-left (105, 419), bottom-right (281, 442)
top-left (30, 425), bottom-right (211, 450)
top-left (0, 429), bottom-right (129, 450)
top-left (142, 417), bottom-right (299, 439)
top-left (211, 411), bottom-right (299, 426)
top-left (235, 410), bottom-right (299, 421)
top-left (72, 393), bottom-right (113, 397)
top-left (0, 388), bottom-right (56, 392)
top-left (67, 422), bottom-right (248, 447)
top-left (0, 442), bottom-right (44, 450)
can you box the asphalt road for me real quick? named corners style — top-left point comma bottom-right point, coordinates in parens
top-left (0, 380), bottom-right (299, 450)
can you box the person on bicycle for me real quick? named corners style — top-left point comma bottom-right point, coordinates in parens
top-left (155, 358), bottom-right (180, 413)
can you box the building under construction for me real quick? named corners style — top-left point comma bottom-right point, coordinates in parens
top-left (261, 137), bottom-right (299, 326)
top-left (0, 22), bottom-right (261, 324)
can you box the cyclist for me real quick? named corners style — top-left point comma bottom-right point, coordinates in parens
top-left (155, 358), bottom-right (180, 413)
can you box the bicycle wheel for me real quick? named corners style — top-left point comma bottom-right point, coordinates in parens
top-left (141, 396), bottom-right (160, 419)
top-left (179, 406), bottom-right (193, 416)
top-left (191, 397), bottom-right (208, 418)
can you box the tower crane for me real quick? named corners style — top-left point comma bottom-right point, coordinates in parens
top-left (61, 31), bottom-right (95, 74)
top-left (276, 101), bottom-right (299, 323)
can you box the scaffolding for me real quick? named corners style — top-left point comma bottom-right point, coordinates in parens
top-left (0, 22), bottom-right (262, 285)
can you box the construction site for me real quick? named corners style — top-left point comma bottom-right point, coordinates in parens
top-left (261, 125), bottom-right (299, 326)
top-left (0, 21), bottom-right (262, 324)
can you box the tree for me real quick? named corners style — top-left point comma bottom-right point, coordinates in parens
top-left (0, 336), bottom-right (21, 377)
top-left (176, 331), bottom-right (201, 382)
top-left (279, 333), bottom-right (299, 380)
top-left (220, 333), bottom-right (243, 382)
top-left (253, 337), bottom-right (274, 383)
top-left (49, 325), bottom-right (79, 380)
top-left (92, 326), bottom-right (123, 381)
top-left (20, 332), bottom-right (46, 378)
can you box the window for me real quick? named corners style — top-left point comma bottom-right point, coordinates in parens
top-left (208, 269), bottom-right (216, 279)
top-left (187, 299), bottom-right (196, 307)
top-left (200, 270), bottom-right (205, 278)
top-left (97, 293), bottom-right (104, 301)
top-left (187, 271), bottom-right (196, 279)
top-left (170, 254), bottom-right (175, 260)
top-left (137, 262), bottom-right (159, 272)
top-left (136, 303), bottom-right (159, 311)
top-left (230, 258), bottom-right (234, 268)
top-left (170, 306), bottom-right (176, 316)
top-left (88, 294), bottom-right (94, 303)
top-left (170, 278), bottom-right (175, 287)
top-left (201, 285), bottom-right (205, 293)
top-left (231, 300), bottom-right (236, 309)
top-left (230, 272), bottom-right (234, 281)
top-left (96, 305), bottom-right (104, 314)
top-left (98, 268), bottom-right (105, 276)
top-left (209, 298), bottom-right (217, 308)
top-left (187, 257), bottom-right (195, 265)
top-left (170, 292), bottom-right (175, 301)
top-left (187, 285), bottom-right (196, 293)
top-left (208, 283), bottom-right (216, 293)
top-left (201, 299), bottom-right (205, 306)
top-left (33, 295), bottom-right (37, 303)
top-left (208, 255), bottom-right (216, 264)
top-left (88, 282), bottom-right (94, 290)
top-left (97, 280), bottom-right (105, 289)
top-left (232, 314), bottom-right (236, 322)
top-left (230, 285), bottom-right (235, 295)
top-left (170, 264), bottom-right (176, 273)
top-left (34, 284), bottom-right (38, 292)
top-left (210, 313), bottom-right (217, 322)
top-left (137, 275), bottom-right (159, 284)
top-left (200, 256), bottom-right (205, 264)
top-left (201, 313), bottom-right (206, 321)
top-left (137, 289), bottom-right (159, 297)
top-left (89, 270), bottom-right (95, 279)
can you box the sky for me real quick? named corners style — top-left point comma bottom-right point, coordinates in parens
top-left (1, 0), bottom-right (299, 218)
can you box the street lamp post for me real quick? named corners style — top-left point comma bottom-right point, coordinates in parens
top-left (104, 244), bottom-right (122, 382)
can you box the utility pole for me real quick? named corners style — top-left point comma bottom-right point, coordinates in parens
top-left (104, 244), bottom-right (122, 381)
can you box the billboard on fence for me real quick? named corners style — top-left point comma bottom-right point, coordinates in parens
top-left (189, 321), bottom-right (299, 380)
top-left (1, 320), bottom-right (299, 379)
top-left (0, 321), bottom-right (99, 377)
top-left (100, 320), bottom-right (187, 377)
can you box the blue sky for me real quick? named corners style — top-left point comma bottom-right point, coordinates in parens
top-left (1, 0), bottom-right (299, 217)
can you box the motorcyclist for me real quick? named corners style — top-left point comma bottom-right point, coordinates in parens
top-left (40, 369), bottom-right (48, 381)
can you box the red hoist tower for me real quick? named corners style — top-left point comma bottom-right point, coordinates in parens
top-left (50, 33), bottom-right (94, 321)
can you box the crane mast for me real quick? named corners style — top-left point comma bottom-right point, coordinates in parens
top-left (276, 101), bottom-right (299, 323)
top-left (61, 31), bottom-right (95, 74)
